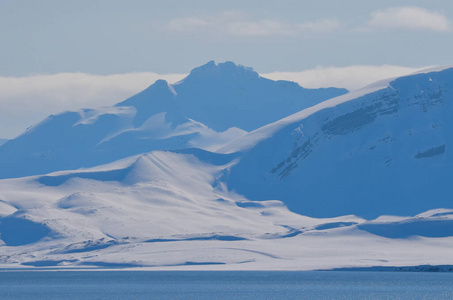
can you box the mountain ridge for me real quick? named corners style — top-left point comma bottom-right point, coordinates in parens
top-left (0, 61), bottom-right (346, 179)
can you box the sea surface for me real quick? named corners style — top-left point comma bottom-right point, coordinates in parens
top-left (0, 270), bottom-right (452, 299)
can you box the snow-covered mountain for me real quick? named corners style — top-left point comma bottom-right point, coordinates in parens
top-left (0, 139), bottom-right (7, 147)
top-left (0, 61), bottom-right (346, 179)
top-left (1, 63), bottom-right (453, 270)
top-left (224, 66), bottom-right (453, 219)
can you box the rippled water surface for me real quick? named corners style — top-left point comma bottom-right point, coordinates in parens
top-left (1, 270), bottom-right (453, 299)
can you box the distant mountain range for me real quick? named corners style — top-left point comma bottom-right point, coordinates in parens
top-left (0, 62), bottom-right (453, 270)
top-left (0, 61), bottom-right (346, 179)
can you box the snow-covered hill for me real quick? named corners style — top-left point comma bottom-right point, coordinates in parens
top-left (0, 139), bottom-right (7, 146)
top-left (0, 61), bottom-right (346, 179)
top-left (225, 66), bottom-right (453, 218)
top-left (1, 148), bottom-right (453, 269)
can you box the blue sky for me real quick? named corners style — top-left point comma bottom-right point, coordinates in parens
top-left (0, 0), bottom-right (452, 138)
top-left (1, 0), bottom-right (452, 75)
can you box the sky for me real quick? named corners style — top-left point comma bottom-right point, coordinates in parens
top-left (0, 0), bottom-right (452, 138)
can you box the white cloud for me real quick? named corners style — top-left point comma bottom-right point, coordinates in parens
top-left (262, 65), bottom-right (429, 90)
top-left (227, 19), bottom-right (340, 37)
top-left (367, 7), bottom-right (452, 32)
top-left (0, 65), bottom-right (431, 139)
top-left (227, 20), bottom-right (293, 37)
top-left (166, 12), bottom-right (340, 37)
top-left (166, 17), bottom-right (208, 32)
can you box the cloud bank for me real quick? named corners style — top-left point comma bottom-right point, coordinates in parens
top-left (262, 65), bottom-right (427, 90)
top-left (0, 65), bottom-right (429, 139)
top-left (0, 72), bottom-right (185, 139)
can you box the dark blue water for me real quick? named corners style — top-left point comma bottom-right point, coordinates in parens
top-left (0, 271), bottom-right (452, 299)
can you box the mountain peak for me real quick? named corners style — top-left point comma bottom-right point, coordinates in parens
top-left (140, 79), bottom-right (175, 96)
top-left (152, 79), bottom-right (170, 87)
top-left (182, 61), bottom-right (259, 82)
top-left (116, 78), bottom-right (176, 108)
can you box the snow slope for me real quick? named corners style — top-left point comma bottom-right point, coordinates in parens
top-left (1, 148), bottom-right (453, 270)
top-left (225, 67), bottom-right (453, 218)
top-left (0, 139), bottom-right (7, 147)
top-left (0, 61), bottom-right (346, 179)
